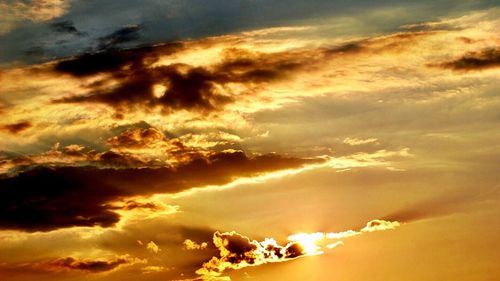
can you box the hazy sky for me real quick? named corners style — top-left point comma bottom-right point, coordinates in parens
top-left (0, 1), bottom-right (499, 281)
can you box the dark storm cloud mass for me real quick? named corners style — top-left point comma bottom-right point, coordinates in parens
top-left (0, 151), bottom-right (322, 232)
top-left (56, 64), bottom-right (233, 113)
top-left (431, 47), bottom-right (500, 71)
top-left (52, 43), bottom-right (311, 113)
top-left (1, 121), bottom-right (32, 134)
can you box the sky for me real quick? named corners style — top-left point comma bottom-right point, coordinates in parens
top-left (0, 1), bottom-right (499, 280)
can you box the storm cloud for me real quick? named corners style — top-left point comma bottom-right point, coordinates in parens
top-left (52, 42), bottom-right (313, 114)
top-left (0, 150), bottom-right (322, 232)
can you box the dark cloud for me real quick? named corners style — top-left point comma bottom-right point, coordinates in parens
top-left (52, 43), bottom-right (312, 114)
top-left (325, 42), bottom-right (366, 55)
top-left (197, 231), bottom-right (305, 278)
top-left (218, 232), bottom-right (259, 264)
top-left (1, 121), bottom-right (32, 134)
top-left (54, 43), bottom-right (183, 77)
top-left (45, 256), bottom-right (134, 273)
top-left (0, 151), bottom-right (322, 232)
top-left (430, 47), bottom-right (500, 71)
top-left (49, 21), bottom-right (86, 36)
top-left (50, 29), bottom-right (438, 115)
top-left (57, 64), bottom-right (234, 113)
top-left (97, 25), bottom-right (143, 50)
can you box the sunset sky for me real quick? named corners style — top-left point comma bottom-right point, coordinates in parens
top-left (1, 1), bottom-right (499, 280)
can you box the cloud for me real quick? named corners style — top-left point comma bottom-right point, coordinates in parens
top-left (0, 150), bottom-right (322, 232)
top-left (0, 121), bottom-right (32, 134)
top-left (52, 48), bottom-right (235, 114)
top-left (196, 231), bottom-right (305, 279)
top-left (183, 239), bottom-right (208, 250)
top-left (50, 38), bottom-right (317, 114)
top-left (0, 142), bottom-right (155, 174)
top-left (97, 25), bottom-right (143, 50)
top-left (111, 199), bottom-right (164, 211)
top-left (46, 26), bottom-right (443, 118)
top-left (0, 0), bottom-right (71, 35)
top-left (49, 20), bottom-right (85, 36)
top-left (325, 41), bottom-right (367, 55)
top-left (147, 241), bottom-right (161, 254)
top-left (430, 47), bottom-right (500, 71)
top-left (43, 255), bottom-right (139, 273)
top-left (50, 49), bottom-right (296, 112)
top-left (141, 265), bottom-right (170, 274)
top-left (343, 137), bottom-right (378, 146)
top-left (53, 43), bottom-right (183, 77)
top-left (105, 128), bottom-right (242, 166)
top-left (107, 127), bottom-right (166, 149)
top-left (0, 124), bottom-right (243, 174)
top-left (196, 219), bottom-right (400, 280)
top-left (360, 219), bottom-right (401, 232)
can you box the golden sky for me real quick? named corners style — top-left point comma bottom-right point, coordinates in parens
top-left (0, 2), bottom-right (499, 281)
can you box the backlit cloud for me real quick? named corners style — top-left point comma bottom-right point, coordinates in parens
top-left (0, 150), bottom-right (321, 232)
top-left (196, 219), bottom-right (400, 280)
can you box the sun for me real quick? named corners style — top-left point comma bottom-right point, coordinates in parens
top-left (287, 232), bottom-right (325, 255)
